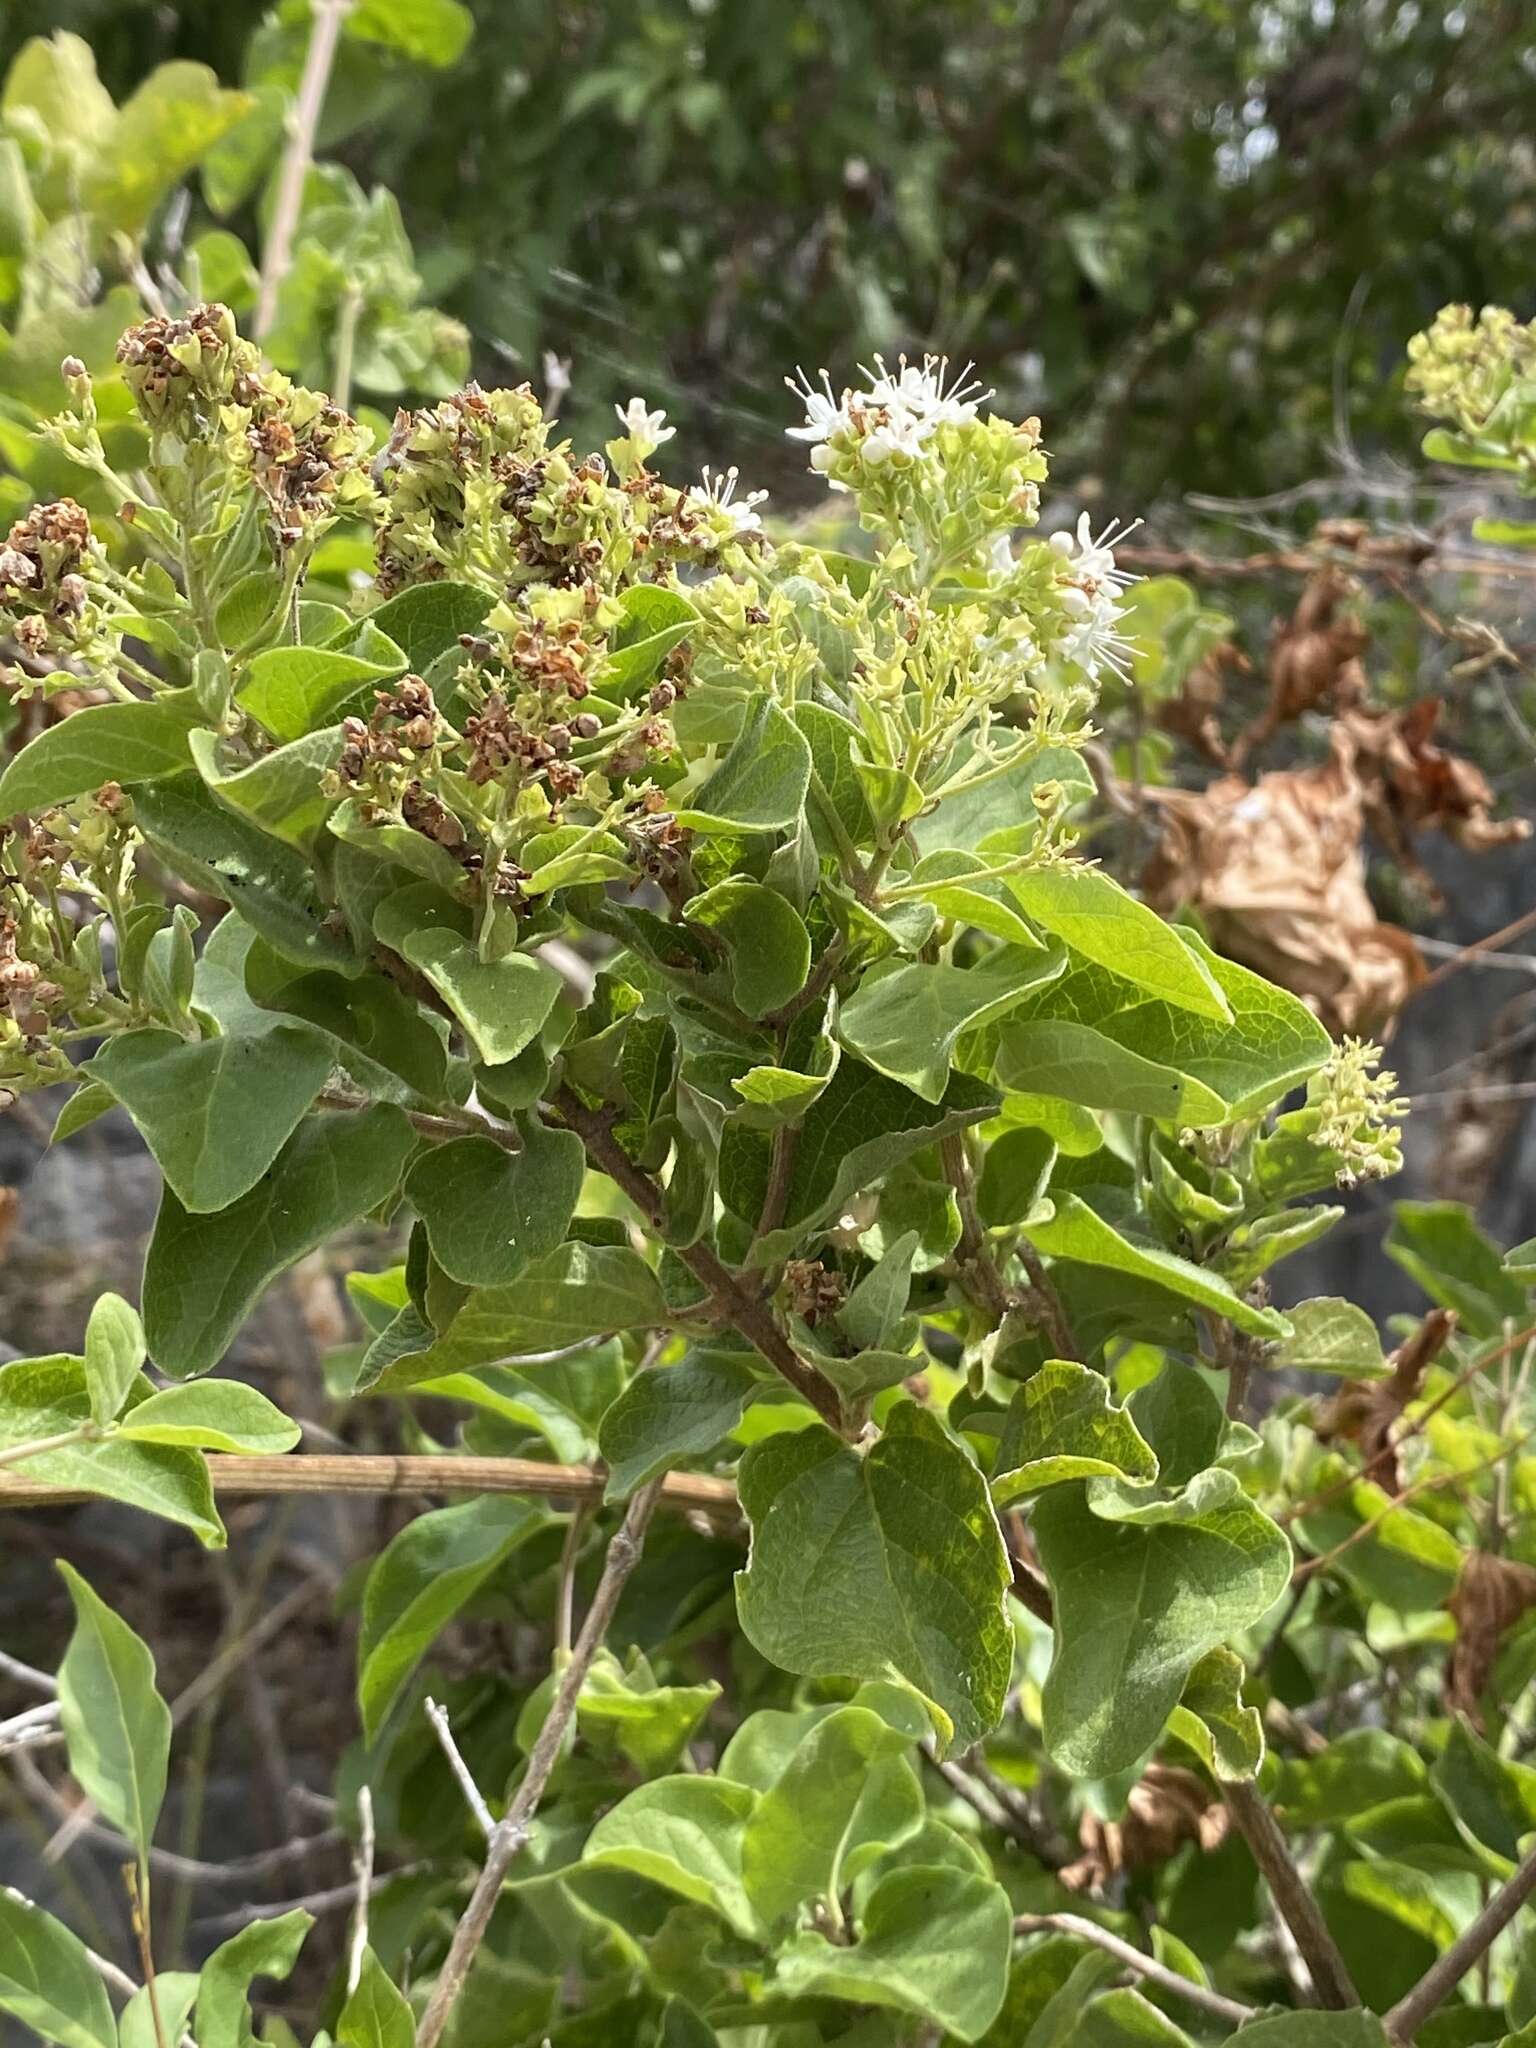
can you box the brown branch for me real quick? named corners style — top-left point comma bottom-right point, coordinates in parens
top-left (1223, 1778), bottom-right (1359, 2009)
top-left (253, 0), bottom-right (353, 340)
top-left (1015, 1241), bottom-right (1081, 1362)
top-left (1014, 1914), bottom-right (1256, 2027)
top-left (1384, 1841), bottom-right (1536, 2043)
top-left (414, 1479), bottom-right (664, 2048)
top-left (551, 1085), bottom-right (847, 1434)
top-left (0, 1452), bottom-right (738, 1520)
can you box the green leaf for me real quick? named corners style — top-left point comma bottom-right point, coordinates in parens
top-left (990, 1359), bottom-right (1158, 1502)
top-left (82, 63), bottom-right (252, 235)
top-left (358, 1494), bottom-right (550, 1739)
top-left (675, 692), bottom-right (812, 834)
top-left (1273, 1297), bottom-right (1390, 1379)
top-left (682, 880), bottom-right (811, 1018)
top-left (83, 1292), bottom-right (144, 1425)
top-left (132, 775), bottom-right (358, 975)
top-left (195, 1910), bottom-right (312, 2048)
top-left (1166, 1647), bottom-right (1263, 1780)
top-left (1028, 1195), bottom-right (1289, 1338)
top-left (345, 0), bottom-right (474, 67)
top-left (238, 637), bottom-right (405, 742)
top-left (995, 936), bottom-right (1331, 1124)
top-left (837, 1232), bottom-right (920, 1352)
top-left (2, 34), bottom-right (116, 216)
top-left (914, 743), bottom-right (1093, 858)
top-left (741, 1701), bottom-right (921, 1924)
top-left (580, 1775), bottom-right (764, 1939)
top-left (575, 1652), bottom-right (721, 1777)
top-left (0, 699), bottom-right (197, 815)
top-left (144, 1105), bottom-right (415, 1378)
top-left (406, 1125), bottom-right (584, 1286)
top-left (0, 1357), bottom-right (223, 1544)
top-left (382, 923), bottom-right (560, 1067)
top-left (838, 948), bottom-right (1066, 1103)
top-left (793, 701), bottom-right (877, 845)
top-left (50, 1082), bottom-right (116, 1146)
top-left (902, 849), bottom-right (1047, 949)
top-left (595, 585), bottom-right (699, 696)
top-left (359, 1242), bottom-right (668, 1392)
top-left (1294, 1466), bottom-right (1464, 1612)
top-left (1061, 1991), bottom-right (1196, 2045)
top-left (189, 726), bottom-right (341, 847)
top-left (118, 1381), bottom-right (300, 1455)
top-left (736, 1402), bottom-right (1013, 1753)
top-left (1220, 2018), bottom-right (1387, 2047)
top-left (0, 1892), bottom-right (115, 2048)
top-left (119, 1975), bottom-right (199, 2048)
top-left (55, 1560), bottom-right (170, 1855)
top-left (598, 1346), bottom-right (758, 1500)
top-left (1033, 1472), bottom-right (1291, 1775)
top-left (86, 1023), bottom-right (334, 1213)
top-left (1386, 1202), bottom-right (1528, 1338)
top-left (773, 1865), bottom-right (1012, 2042)
top-left (1430, 1716), bottom-right (1536, 1866)
top-left (336, 1951), bottom-right (415, 2048)
top-left (726, 1059), bottom-right (997, 1264)
top-left (329, 797), bottom-right (471, 893)
top-left (1003, 868), bottom-right (1229, 1021)
top-left (365, 580), bottom-right (489, 670)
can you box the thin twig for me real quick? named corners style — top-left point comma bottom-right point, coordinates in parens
top-left (424, 1699), bottom-right (493, 1841)
top-left (1014, 1913), bottom-right (1256, 2027)
top-left (345, 1787), bottom-right (373, 1996)
top-left (551, 1086), bottom-right (847, 1433)
top-left (554, 1502), bottom-right (592, 1660)
top-left (192, 1864), bottom-right (423, 1941)
top-left (13, 1750), bottom-right (342, 1887)
top-left (0, 1648), bottom-right (56, 1695)
top-left (1384, 1842), bottom-right (1536, 2043)
top-left (253, 0), bottom-right (353, 341)
top-left (1416, 905), bottom-right (1536, 994)
top-left (1223, 1778), bottom-right (1359, 2009)
top-left (415, 1480), bottom-right (665, 2048)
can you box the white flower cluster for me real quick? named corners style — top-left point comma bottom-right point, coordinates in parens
top-left (613, 396), bottom-right (675, 454)
top-left (687, 464), bottom-right (768, 545)
top-left (785, 354), bottom-right (991, 474)
top-left (1047, 512), bottom-right (1141, 683)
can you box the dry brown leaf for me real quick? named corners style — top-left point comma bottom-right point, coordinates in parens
top-left (1340, 698), bottom-right (1531, 908)
top-left (1141, 726), bottom-right (1426, 1035)
top-left (1446, 1550), bottom-right (1536, 1726)
top-left (1060, 1763), bottom-right (1229, 1893)
top-left (0, 1184), bottom-right (17, 1259)
top-left (1154, 639), bottom-right (1248, 765)
top-left (1230, 566), bottom-right (1369, 768)
top-left (1315, 1307), bottom-right (1457, 1494)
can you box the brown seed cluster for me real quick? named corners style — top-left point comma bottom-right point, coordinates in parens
top-left (0, 498), bottom-right (92, 598)
top-left (114, 304), bottom-right (241, 412)
top-left (784, 1259), bottom-right (848, 1327)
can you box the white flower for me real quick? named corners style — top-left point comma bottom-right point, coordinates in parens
top-left (688, 465), bottom-right (768, 543)
top-left (785, 367), bottom-right (852, 446)
top-left (1049, 512), bottom-right (1142, 682)
top-left (614, 396), bottom-right (674, 446)
top-left (862, 353), bottom-right (991, 433)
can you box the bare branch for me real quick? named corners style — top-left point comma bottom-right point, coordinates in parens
top-left (253, 0), bottom-right (353, 341)
top-left (424, 1699), bottom-right (493, 1841)
top-left (1014, 1913), bottom-right (1256, 2028)
top-left (415, 1480), bottom-right (665, 2048)
top-left (1223, 1778), bottom-right (1358, 2010)
top-left (0, 1452), bottom-right (738, 1520)
top-left (345, 1787), bottom-right (374, 1996)
top-left (1384, 1841), bottom-right (1536, 2043)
